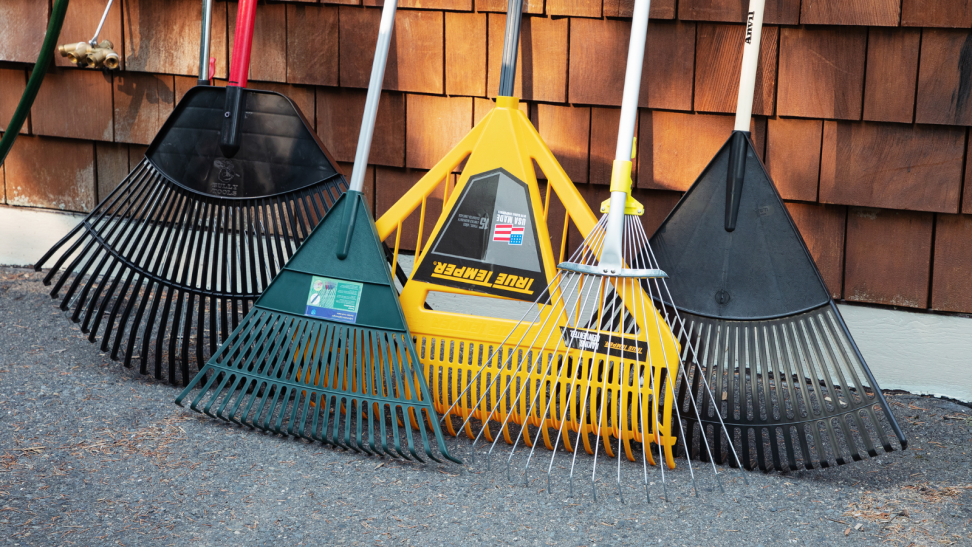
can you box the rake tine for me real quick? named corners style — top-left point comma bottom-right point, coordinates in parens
top-left (37, 162), bottom-right (150, 284)
top-left (81, 173), bottom-right (163, 340)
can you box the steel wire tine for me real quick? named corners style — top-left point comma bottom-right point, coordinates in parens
top-left (627, 220), bottom-right (670, 502)
top-left (567, 276), bottom-right (609, 500)
top-left (627, 219), bottom-right (668, 502)
top-left (588, 273), bottom-right (623, 503)
top-left (442, 265), bottom-right (582, 450)
top-left (495, 267), bottom-right (586, 465)
top-left (629, 220), bottom-right (704, 498)
top-left (439, 217), bottom-right (610, 430)
top-left (518, 249), bottom-right (607, 492)
top-left (636, 222), bottom-right (747, 486)
top-left (475, 224), bottom-right (611, 456)
top-left (542, 228), bottom-right (610, 495)
top-left (626, 229), bottom-right (652, 504)
top-left (507, 266), bottom-right (596, 485)
top-left (625, 220), bottom-right (698, 497)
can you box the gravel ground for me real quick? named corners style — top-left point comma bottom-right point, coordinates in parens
top-left (2, 266), bottom-right (972, 546)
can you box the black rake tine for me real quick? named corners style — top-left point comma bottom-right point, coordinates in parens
top-left (39, 162), bottom-right (154, 286)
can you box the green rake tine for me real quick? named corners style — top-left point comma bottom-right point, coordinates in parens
top-left (404, 342), bottom-right (440, 463)
top-left (348, 328), bottom-right (368, 454)
top-left (380, 334), bottom-right (408, 460)
top-left (290, 322), bottom-right (326, 439)
top-left (317, 324), bottom-right (344, 447)
top-left (256, 318), bottom-right (309, 431)
top-left (391, 336), bottom-right (422, 463)
top-left (308, 323), bottom-right (337, 444)
top-left (212, 373), bottom-right (251, 422)
top-left (377, 333), bottom-right (402, 459)
top-left (333, 329), bottom-right (355, 452)
top-left (353, 329), bottom-right (372, 455)
top-left (196, 366), bottom-right (237, 417)
top-left (222, 313), bottom-right (287, 424)
top-left (234, 319), bottom-right (295, 429)
top-left (323, 325), bottom-right (347, 447)
top-left (271, 318), bottom-right (317, 435)
top-left (352, 329), bottom-right (373, 456)
top-left (366, 330), bottom-right (384, 456)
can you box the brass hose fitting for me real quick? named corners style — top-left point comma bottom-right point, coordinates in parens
top-left (58, 41), bottom-right (90, 65)
top-left (57, 40), bottom-right (118, 70)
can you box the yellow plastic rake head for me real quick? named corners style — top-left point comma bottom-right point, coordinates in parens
top-left (374, 98), bottom-right (681, 466)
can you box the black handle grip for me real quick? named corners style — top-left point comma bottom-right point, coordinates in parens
top-left (725, 130), bottom-right (750, 232)
top-left (219, 86), bottom-right (245, 158)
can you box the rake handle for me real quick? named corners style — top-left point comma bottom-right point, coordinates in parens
top-left (219, 0), bottom-right (258, 158)
top-left (498, 0), bottom-right (525, 97)
top-left (725, 0), bottom-right (765, 232)
top-left (198, 0), bottom-right (215, 85)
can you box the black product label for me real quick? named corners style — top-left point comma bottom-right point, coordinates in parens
top-left (412, 168), bottom-right (547, 301)
top-left (560, 327), bottom-right (650, 361)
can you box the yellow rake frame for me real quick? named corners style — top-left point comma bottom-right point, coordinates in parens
top-left (375, 97), bottom-right (680, 466)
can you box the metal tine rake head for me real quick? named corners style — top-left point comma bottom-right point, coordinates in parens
top-left (434, 215), bottom-right (748, 503)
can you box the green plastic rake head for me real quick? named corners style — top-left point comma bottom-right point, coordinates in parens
top-left (176, 191), bottom-right (460, 464)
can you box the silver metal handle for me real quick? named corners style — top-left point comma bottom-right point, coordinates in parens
top-left (198, 0), bottom-right (215, 82)
top-left (498, 0), bottom-right (524, 97)
top-left (349, 0), bottom-right (399, 194)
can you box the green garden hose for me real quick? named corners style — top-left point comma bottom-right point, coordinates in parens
top-left (0, 0), bottom-right (71, 166)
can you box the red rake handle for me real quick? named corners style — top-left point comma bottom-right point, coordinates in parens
top-left (228, 0), bottom-right (257, 88)
top-left (219, 0), bottom-right (258, 157)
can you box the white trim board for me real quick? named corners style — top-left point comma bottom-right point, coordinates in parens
top-left (2, 206), bottom-right (970, 403)
top-left (0, 206), bottom-right (84, 268)
top-left (836, 304), bottom-right (972, 403)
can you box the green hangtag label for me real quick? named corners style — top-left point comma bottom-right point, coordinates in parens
top-left (304, 276), bottom-right (363, 324)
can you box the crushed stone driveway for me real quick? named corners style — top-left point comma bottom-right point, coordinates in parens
top-left (2, 267), bottom-right (971, 546)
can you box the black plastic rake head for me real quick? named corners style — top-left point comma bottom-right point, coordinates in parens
top-left (648, 134), bottom-right (907, 472)
top-left (34, 87), bottom-right (348, 386)
top-left (176, 192), bottom-right (460, 464)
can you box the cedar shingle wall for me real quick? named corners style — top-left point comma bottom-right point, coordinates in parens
top-left (1, 0), bottom-right (971, 315)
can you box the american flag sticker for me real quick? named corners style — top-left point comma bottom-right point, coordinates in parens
top-left (492, 224), bottom-right (525, 245)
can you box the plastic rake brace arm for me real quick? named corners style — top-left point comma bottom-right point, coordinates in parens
top-left (725, 0), bottom-right (765, 231)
